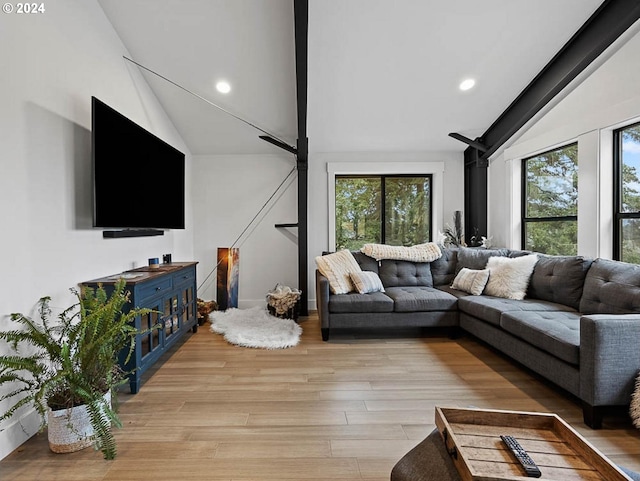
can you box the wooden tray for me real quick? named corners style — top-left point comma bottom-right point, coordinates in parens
top-left (435, 407), bottom-right (632, 481)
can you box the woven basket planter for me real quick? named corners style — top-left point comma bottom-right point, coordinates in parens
top-left (267, 302), bottom-right (300, 321)
top-left (47, 391), bottom-right (111, 454)
top-left (266, 284), bottom-right (302, 321)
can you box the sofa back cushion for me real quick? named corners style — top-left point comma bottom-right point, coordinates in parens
top-left (352, 251), bottom-right (380, 273)
top-left (379, 259), bottom-right (433, 287)
top-left (580, 258), bottom-right (640, 314)
top-left (430, 247), bottom-right (458, 286)
top-left (455, 247), bottom-right (509, 274)
top-left (528, 255), bottom-right (592, 310)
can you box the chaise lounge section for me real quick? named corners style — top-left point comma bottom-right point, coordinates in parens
top-left (315, 247), bottom-right (640, 428)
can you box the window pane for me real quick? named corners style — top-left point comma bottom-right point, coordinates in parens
top-left (384, 177), bottom-right (431, 246)
top-left (525, 144), bottom-right (577, 218)
top-left (621, 218), bottom-right (640, 264)
top-left (621, 124), bottom-right (640, 213)
top-left (524, 220), bottom-right (577, 255)
top-left (335, 177), bottom-right (381, 250)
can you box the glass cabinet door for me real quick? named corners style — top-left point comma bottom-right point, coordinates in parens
top-left (181, 284), bottom-right (194, 326)
top-left (164, 294), bottom-right (180, 340)
top-left (140, 301), bottom-right (161, 358)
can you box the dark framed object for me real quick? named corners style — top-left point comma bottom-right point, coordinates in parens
top-left (521, 143), bottom-right (578, 255)
top-left (334, 174), bottom-right (433, 250)
top-left (613, 121), bottom-right (640, 263)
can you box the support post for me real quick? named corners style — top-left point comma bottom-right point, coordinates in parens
top-left (294, 0), bottom-right (309, 316)
top-left (464, 148), bottom-right (488, 242)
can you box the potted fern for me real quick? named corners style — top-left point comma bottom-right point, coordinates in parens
top-left (0, 278), bottom-right (151, 459)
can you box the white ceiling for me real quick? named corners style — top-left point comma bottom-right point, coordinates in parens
top-left (98, 0), bottom-right (604, 156)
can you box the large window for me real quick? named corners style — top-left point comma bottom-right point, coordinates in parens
top-left (521, 143), bottom-right (578, 255)
top-left (614, 122), bottom-right (640, 263)
top-left (335, 175), bottom-right (432, 250)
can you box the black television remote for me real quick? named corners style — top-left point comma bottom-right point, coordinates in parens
top-left (500, 435), bottom-right (542, 478)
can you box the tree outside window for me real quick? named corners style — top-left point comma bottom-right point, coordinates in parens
top-left (335, 175), bottom-right (431, 251)
top-left (522, 144), bottom-right (578, 255)
top-left (614, 122), bottom-right (640, 263)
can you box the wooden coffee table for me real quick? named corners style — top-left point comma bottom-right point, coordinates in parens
top-left (434, 407), bottom-right (633, 481)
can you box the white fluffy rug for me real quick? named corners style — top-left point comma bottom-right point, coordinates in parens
top-left (209, 306), bottom-right (302, 349)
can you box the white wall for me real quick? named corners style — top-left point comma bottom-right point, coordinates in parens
top-left (190, 151), bottom-right (460, 316)
top-left (488, 23), bottom-right (640, 255)
top-left (306, 1), bottom-right (467, 311)
top-left (0, 0), bottom-right (194, 459)
top-left (192, 154), bottom-right (298, 307)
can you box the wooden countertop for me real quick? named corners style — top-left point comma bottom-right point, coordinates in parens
top-left (83, 261), bottom-right (198, 285)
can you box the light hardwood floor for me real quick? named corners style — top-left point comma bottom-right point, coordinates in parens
top-left (2, 313), bottom-right (639, 480)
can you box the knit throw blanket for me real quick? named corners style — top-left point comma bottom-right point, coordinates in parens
top-left (360, 242), bottom-right (442, 263)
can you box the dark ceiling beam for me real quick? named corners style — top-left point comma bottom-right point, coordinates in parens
top-left (478, 0), bottom-right (640, 160)
top-left (294, 0), bottom-right (309, 316)
top-left (448, 132), bottom-right (488, 153)
top-left (463, 0), bottom-right (640, 241)
top-left (258, 135), bottom-right (297, 155)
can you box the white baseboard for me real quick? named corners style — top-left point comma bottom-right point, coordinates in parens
top-left (0, 408), bottom-right (41, 461)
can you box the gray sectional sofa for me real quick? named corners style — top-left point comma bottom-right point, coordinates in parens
top-left (315, 247), bottom-right (640, 429)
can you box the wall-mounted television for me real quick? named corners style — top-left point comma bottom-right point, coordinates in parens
top-left (92, 96), bottom-right (185, 235)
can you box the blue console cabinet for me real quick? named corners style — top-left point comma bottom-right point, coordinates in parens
top-left (83, 262), bottom-right (198, 393)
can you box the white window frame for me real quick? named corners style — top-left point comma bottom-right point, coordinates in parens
top-left (327, 161), bottom-right (445, 251)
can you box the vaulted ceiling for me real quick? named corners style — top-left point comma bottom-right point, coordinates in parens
top-left (97, 0), bottom-right (604, 156)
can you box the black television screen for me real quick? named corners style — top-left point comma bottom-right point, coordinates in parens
top-left (92, 96), bottom-right (185, 230)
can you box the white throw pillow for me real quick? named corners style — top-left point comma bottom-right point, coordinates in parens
top-left (450, 268), bottom-right (490, 296)
top-left (484, 254), bottom-right (539, 300)
top-left (350, 271), bottom-right (385, 294)
top-left (315, 250), bottom-right (362, 294)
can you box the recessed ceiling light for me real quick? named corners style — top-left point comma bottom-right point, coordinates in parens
top-left (216, 81), bottom-right (231, 94)
top-left (459, 79), bottom-right (476, 91)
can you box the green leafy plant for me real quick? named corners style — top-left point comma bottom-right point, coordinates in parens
top-left (0, 278), bottom-right (152, 459)
top-left (443, 210), bottom-right (465, 247)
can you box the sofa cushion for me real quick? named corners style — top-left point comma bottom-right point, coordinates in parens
top-left (508, 250), bottom-right (535, 258)
top-left (436, 285), bottom-right (472, 299)
top-left (484, 254), bottom-right (538, 300)
top-left (431, 247), bottom-right (458, 286)
top-left (580, 258), bottom-right (640, 314)
top-left (315, 250), bottom-right (362, 294)
top-left (500, 311), bottom-right (581, 365)
top-left (458, 296), bottom-right (575, 326)
top-left (455, 247), bottom-right (509, 274)
top-left (384, 287), bottom-right (458, 312)
top-left (379, 260), bottom-right (433, 287)
top-left (527, 255), bottom-right (592, 310)
top-left (329, 291), bottom-right (394, 313)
